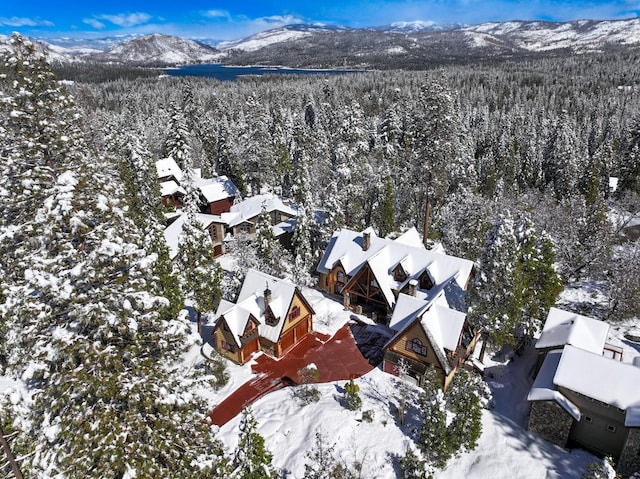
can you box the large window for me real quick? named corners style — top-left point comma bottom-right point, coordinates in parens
top-left (288, 305), bottom-right (301, 322)
top-left (406, 338), bottom-right (427, 356)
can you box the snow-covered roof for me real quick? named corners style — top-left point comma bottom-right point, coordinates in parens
top-left (527, 350), bottom-right (582, 421)
top-left (318, 228), bottom-right (474, 310)
top-left (535, 307), bottom-right (609, 354)
top-left (216, 269), bottom-right (304, 347)
top-left (160, 180), bottom-right (185, 197)
top-left (156, 157), bottom-right (182, 182)
top-left (393, 227), bottom-right (425, 249)
top-left (554, 345), bottom-right (640, 412)
top-left (386, 293), bottom-right (466, 374)
top-left (225, 194), bottom-right (297, 227)
top-left (163, 212), bottom-right (223, 259)
top-left (195, 175), bottom-right (239, 204)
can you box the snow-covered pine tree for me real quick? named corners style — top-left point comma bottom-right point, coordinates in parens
top-left (229, 407), bottom-right (278, 479)
top-left (164, 101), bottom-right (192, 169)
top-left (108, 126), bottom-right (185, 323)
top-left (516, 224), bottom-right (563, 338)
top-left (291, 151), bottom-right (316, 286)
top-left (255, 202), bottom-right (283, 276)
top-left (445, 370), bottom-right (483, 454)
top-left (467, 213), bottom-right (521, 347)
top-left (0, 34), bottom-right (222, 478)
top-left (418, 385), bottom-right (451, 469)
top-left (408, 78), bottom-right (457, 236)
top-left (177, 153), bottom-right (223, 329)
top-left (468, 212), bottom-right (562, 346)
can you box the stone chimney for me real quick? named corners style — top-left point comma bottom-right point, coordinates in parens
top-left (408, 279), bottom-right (418, 297)
top-left (264, 283), bottom-right (272, 306)
top-left (363, 231), bottom-right (371, 251)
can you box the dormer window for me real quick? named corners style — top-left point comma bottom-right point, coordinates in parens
top-left (393, 264), bottom-right (407, 282)
top-left (243, 320), bottom-right (257, 337)
top-left (419, 270), bottom-right (434, 290)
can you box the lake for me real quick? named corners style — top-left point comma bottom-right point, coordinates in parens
top-left (164, 63), bottom-right (360, 81)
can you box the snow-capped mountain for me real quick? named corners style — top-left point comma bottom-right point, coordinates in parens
top-left (0, 34), bottom-right (73, 63)
top-left (43, 35), bottom-right (141, 56)
top-left (463, 18), bottom-right (640, 52)
top-left (15, 16), bottom-right (640, 69)
top-left (90, 33), bottom-right (221, 65)
top-left (217, 24), bottom-right (349, 52)
top-left (377, 21), bottom-right (467, 34)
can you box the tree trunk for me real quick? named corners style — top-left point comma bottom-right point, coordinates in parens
top-left (423, 196), bottom-right (432, 248)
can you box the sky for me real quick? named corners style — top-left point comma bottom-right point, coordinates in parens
top-left (1, 1), bottom-right (639, 41)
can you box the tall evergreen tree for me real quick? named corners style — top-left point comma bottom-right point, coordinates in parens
top-left (230, 408), bottom-right (278, 479)
top-left (177, 154), bottom-right (223, 329)
top-left (164, 101), bottom-right (192, 169)
top-left (0, 34), bottom-right (222, 478)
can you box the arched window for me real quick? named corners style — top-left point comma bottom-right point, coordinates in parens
top-left (406, 338), bottom-right (427, 356)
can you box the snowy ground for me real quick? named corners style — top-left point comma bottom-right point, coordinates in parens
top-left (1, 282), bottom-right (637, 478)
top-left (209, 284), bottom-right (639, 478)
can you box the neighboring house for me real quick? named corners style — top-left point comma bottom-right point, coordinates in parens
top-left (156, 157), bottom-right (183, 184)
top-left (533, 307), bottom-right (622, 373)
top-left (163, 213), bottom-right (226, 259)
top-left (382, 292), bottom-right (480, 390)
top-left (316, 227), bottom-right (475, 322)
top-left (159, 180), bottom-right (185, 209)
top-left (527, 308), bottom-right (640, 477)
top-left (212, 269), bottom-right (315, 364)
top-left (221, 193), bottom-right (298, 243)
top-left (156, 157), bottom-right (239, 216)
top-left (195, 175), bottom-right (239, 215)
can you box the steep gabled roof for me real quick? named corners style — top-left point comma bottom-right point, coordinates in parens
top-left (196, 175), bottom-right (239, 203)
top-left (156, 157), bottom-right (182, 182)
top-left (318, 228), bottom-right (474, 310)
top-left (535, 307), bottom-right (610, 354)
top-left (217, 269), bottom-right (313, 346)
top-left (159, 180), bottom-right (185, 197)
top-left (386, 293), bottom-right (466, 374)
top-left (215, 294), bottom-right (261, 348)
top-left (225, 194), bottom-right (297, 228)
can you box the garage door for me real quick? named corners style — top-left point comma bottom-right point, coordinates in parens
top-left (243, 338), bottom-right (259, 361)
top-left (280, 329), bottom-right (295, 355)
top-left (295, 319), bottom-right (308, 340)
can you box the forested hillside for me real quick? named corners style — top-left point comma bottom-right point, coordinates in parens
top-left (78, 47), bottom-right (640, 321)
top-left (1, 30), bottom-right (639, 477)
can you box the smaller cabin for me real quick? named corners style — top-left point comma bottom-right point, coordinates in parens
top-left (212, 269), bottom-right (314, 364)
top-left (196, 175), bottom-right (239, 215)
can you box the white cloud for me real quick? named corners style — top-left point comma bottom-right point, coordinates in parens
top-left (255, 15), bottom-right (305, 26)
top-left (82, 18), bottom-right (105, 30)
top-left (203, 9), bottom-right (231, 20)
top-left (0, 17), bottom-right (54, 27)
top-left (94, 12), bottom-right (152, 28)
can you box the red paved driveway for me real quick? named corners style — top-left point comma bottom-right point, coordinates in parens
top-left (208, 323), bottom-right (373, 426)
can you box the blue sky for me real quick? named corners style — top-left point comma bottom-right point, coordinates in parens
top-left (1, 1), bottom-right (639, 40)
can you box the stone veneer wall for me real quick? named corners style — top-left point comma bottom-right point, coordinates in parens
top-left (618, 428), bottom-right (640, 478)
top-left (528, 401), bottom-right (573, 448)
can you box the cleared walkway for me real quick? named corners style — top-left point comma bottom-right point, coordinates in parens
top-left (208, 323), bottom-right (374, 426)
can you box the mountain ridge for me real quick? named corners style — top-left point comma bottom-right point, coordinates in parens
top-left (13, 17), bottom-right (640, 67)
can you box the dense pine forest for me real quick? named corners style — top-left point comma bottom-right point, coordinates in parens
top-left (1, 31), bottom-right (639, 477)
